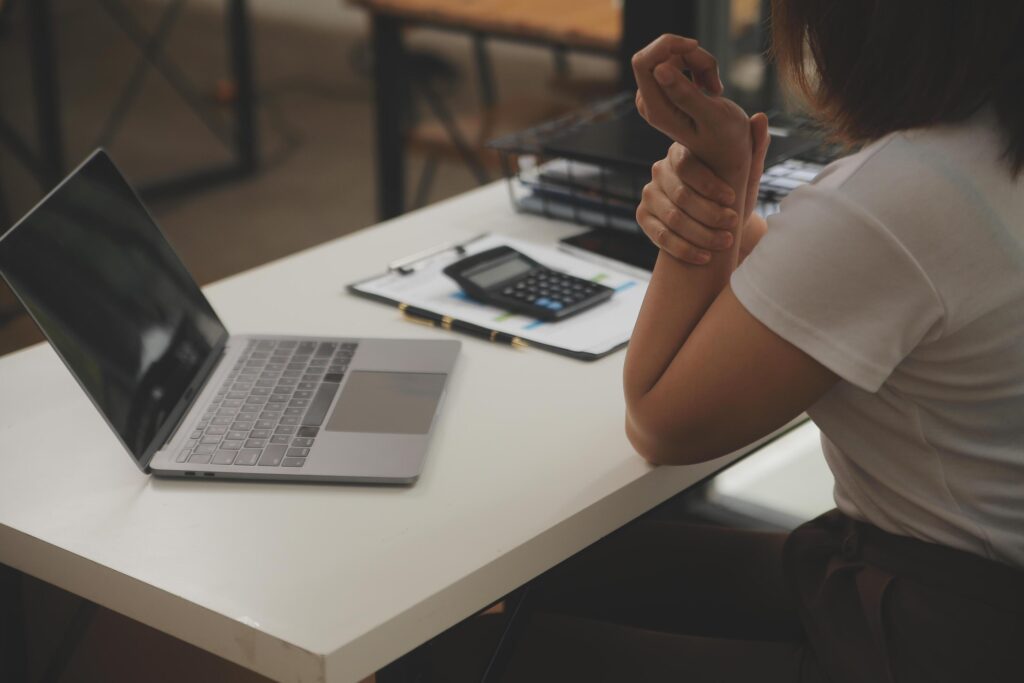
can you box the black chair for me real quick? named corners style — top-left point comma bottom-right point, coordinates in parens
top-left (402, 36), bottom-right (610, 209)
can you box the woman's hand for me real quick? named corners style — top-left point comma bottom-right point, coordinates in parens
top-left (637, 115), bottom-right (771, 265)
top-left (637, 143), bottom-right (739, 265)
top-left (631, 35), bottom-right (752, 182)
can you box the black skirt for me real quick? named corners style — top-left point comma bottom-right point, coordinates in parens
top-left (784, 509), bottom-right (1024, 683)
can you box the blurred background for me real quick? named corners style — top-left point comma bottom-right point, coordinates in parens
top-left (0, 0), bottom-right (775, 357)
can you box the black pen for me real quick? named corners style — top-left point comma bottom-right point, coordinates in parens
top-left (399, 303), bottom-right (528, 349)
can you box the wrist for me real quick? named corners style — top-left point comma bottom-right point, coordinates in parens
top-left (738, 212), bottom-right (767, 261)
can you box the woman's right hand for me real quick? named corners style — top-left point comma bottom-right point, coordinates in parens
top-left (632, 34), bottom-right (753, 183)
top-left (637, 115), bottom-right (771, 265)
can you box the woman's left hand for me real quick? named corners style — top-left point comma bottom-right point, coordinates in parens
top-left (637, 143), bottom-right (741, 265)
top-left (632, 35), bottom-right (752, 183)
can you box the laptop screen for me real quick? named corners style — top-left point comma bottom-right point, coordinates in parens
top-left (0, 151), bottom-right (228, 469)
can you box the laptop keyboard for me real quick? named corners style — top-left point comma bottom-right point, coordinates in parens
top-left (174, 339), bottom-right (357, 469)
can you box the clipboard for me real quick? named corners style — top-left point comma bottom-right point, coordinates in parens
top-left (347, 233), bottom-right (650, 361)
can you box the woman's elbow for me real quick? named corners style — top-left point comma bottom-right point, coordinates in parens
top-left (624, 410), bottom-right (715, 466)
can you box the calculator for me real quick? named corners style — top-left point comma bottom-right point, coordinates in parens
top-left (443, 246), bottom-right (614, 321)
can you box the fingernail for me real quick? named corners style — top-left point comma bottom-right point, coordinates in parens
top-left (723, 211), bottom-right (739, 227)
top-left (720, 191), bottom-right (735, 204)
top-left (654, 65), bottom-right (675, 85)
top-left (718, 233), bottom-right (734, 248)
top-left (697, 252), bottom-right (711, 263)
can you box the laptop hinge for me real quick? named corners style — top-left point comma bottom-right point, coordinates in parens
top-left (158, 343), bottom-right (229, 453)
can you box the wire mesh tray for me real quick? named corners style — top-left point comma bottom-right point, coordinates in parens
top-left (487, 92), bottom-right (647, 233)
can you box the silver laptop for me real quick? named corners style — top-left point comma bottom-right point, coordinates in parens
top-left (0, 150), bottom-right (459, 484)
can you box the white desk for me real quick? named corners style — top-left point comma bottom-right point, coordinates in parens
top-left (0, 182), bottom-right (797, 682)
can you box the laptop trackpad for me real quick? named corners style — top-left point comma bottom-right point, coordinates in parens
top-left (325, 371), bottom-right (447, 435)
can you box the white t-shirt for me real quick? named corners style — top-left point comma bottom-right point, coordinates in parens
top-left (732, 110), bottom-right (1024, 568)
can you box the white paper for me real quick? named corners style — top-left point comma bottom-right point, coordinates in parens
top-left (353, 234), bottom-right (649, 357)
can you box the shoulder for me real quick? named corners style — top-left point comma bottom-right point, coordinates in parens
top-left (771, 110), bottom-right (1024, 332)
top-left (808, 110), bottom-right (1018, 231)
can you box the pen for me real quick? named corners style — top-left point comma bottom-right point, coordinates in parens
top-left (399, 304), bottom-right (529, 349)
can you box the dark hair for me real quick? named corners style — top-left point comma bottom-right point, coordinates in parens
top-left (770, 1), bottom-right (1024, 174)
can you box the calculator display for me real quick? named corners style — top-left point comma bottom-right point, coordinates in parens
top-left (443, 245), bottom-right (615, 322)
top-left (465, 256), bottom-right (533, 288)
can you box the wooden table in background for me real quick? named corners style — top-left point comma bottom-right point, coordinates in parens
top-left (352, 0), bottom-right (621, 51)
top-left (349, 0), bottom-right (623, 221)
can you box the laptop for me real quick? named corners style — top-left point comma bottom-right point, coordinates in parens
top-left (0, 150), bottom-right (460, 484)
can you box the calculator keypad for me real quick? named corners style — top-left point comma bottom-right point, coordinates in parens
top-left (495, 268), bottom-right (610, 318)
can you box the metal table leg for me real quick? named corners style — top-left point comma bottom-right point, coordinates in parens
top-left (228, 0), bottom-right (257, 175)
top-left (137, 0), bottom-right (259, 199)
top-left (15, 0), bottom-right (258, 201)
top-left (371, 13), bottom-right (406, 220)
top-left (0, 175), bottom-right (9, 231)
top-left (26, 0), bottom-right (64, 191)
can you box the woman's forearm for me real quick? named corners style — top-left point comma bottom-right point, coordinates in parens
top-left (624, 162), bottom-right (749, 405)
top-left (623, 34), bottom-right (770, 456)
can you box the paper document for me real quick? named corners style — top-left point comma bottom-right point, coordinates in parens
top-left (351, 234), bottom-right (649, 359)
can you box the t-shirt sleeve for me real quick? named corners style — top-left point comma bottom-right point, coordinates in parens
top-left (731, 184), bottom-right (945, 392)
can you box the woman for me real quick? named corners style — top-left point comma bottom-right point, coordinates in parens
top-left (431, 2), bottom-right (1024, 681)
